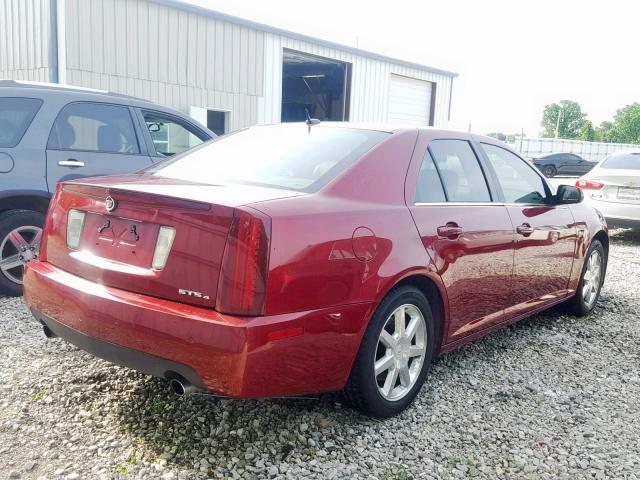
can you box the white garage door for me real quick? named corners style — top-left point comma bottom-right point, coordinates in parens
top-left (387, 74), bottom-right (432, 126)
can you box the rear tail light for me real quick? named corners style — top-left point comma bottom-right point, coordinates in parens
top-left (151, 226), bottom-right (176, 270)
top-left (66, 209), bottom-right (86, 249)
top-left (216, 208), bottom-right (271, 316)
top-left (575, 179), bottom-right (604, 190)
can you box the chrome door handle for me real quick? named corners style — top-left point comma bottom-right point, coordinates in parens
top-left (437, 222), bottom-right (463, 239)
top-left (57, 159), bottom-right (85, 168)
top-left (516, 223), bottom-right (535, 236)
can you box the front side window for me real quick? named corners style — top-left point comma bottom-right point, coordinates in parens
top-left (428, 139), bottom-right (491, 202)
top-left (0, 97), bottom-right (43, 147)
top-left (415, 151), bottom-right (446, 203)
top-left (143, 111), bottom-right (206, 156)
top-left (482, 143), bottom-right (547, 204)
top-left (48, 102), bottom-right (140, 154)
top-left (148, 124), bottom-right (389, 192)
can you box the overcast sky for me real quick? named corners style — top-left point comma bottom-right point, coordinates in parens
top-left (182, 0), bottom-right (637, 137)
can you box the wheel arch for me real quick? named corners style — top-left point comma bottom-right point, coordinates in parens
top-left (592, 229), bottom-right (609, 278)
top-left (0, 193), bottom-right (51, 215)
top-left (383, 272), bottom-right (448, 354)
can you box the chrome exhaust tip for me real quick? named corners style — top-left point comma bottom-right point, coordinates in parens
top-left (168, 377), bottom-right (199, 396)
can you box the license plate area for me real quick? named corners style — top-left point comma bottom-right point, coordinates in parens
top-left (617, 187), bottom-right (640, 200)
top-left (80, 213), bottom-right (159, 268)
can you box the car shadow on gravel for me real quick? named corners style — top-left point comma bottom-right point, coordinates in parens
top-left (107, 306), bottom-right (591, 476)
top-left (609, 227), bottom-right (640, 244)
top-left (110, 373), bottom-right (372, 474)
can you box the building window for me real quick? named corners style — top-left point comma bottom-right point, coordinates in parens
top-left (281, 49), bottom-right (351, 122)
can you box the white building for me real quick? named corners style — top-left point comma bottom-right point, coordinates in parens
top-left (0, 0), bottom-right (457, 135)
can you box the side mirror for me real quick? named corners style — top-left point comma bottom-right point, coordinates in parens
top-left (555, 184), bottom-right (583, 204)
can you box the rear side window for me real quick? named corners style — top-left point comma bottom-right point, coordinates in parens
top-left (601, 153), bottom-right (640, 170)
top-left (48, 102), bottom-right (140, 154)
top-left (148, 124), bottom-right (389, 192)
top-left (428, 139), bottom-right (491, 202)
top-left (415, 151), bottom-right (447, 203)
top-left (482, 143), bottom-right (547, 204)
top-left (0, 97), bottom-right (43, 147)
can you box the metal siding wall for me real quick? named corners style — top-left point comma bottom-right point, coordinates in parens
top-left (260, 33), bottom-right (453, 127)
top-left (65, 0), bottom-right (264, 130)
top-left (62, 0), bottom-right (453, 130)
top-left (0, 0), bottom-right (52, 81)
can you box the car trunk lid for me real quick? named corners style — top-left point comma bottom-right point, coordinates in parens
top-left (43, 174), bottom-right (300, 308)
top-left (589, 169), bottom-right (640, 204)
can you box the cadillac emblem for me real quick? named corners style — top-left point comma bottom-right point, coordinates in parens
top-left (105, 196), bottom-right (117, 213)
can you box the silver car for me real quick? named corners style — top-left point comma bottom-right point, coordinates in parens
top-left (577, 151), bottom-right (640, 228)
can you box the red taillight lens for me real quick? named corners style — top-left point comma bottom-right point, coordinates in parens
top-left (575, 179), bottom-right (604, 190)
top-left (216, 208), bottom-right (271, 316)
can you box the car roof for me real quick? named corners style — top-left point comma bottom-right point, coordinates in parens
top-left (270, 121), bottom-right (503, 142)
top-left (605, 150), bottom-right (640, 157)
top-left (0, 80), bottom-right (170, 111)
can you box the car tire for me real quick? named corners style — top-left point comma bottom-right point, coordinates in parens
top-left (560, 240), bottom-right (605, 316)
top-left (344, 286), bottom-right (436, 418)
top-left (0, 210), bottom-right (45, 297)
top-left (542, 165), bottom-right (557, 178)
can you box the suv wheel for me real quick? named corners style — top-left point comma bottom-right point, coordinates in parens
top-left (0, 210), bottom-right (44, 296)
top-left (344, 286), bottom-right (436, 417)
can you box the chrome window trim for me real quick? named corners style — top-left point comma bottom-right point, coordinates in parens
top-left (413, 202), bottom-right (560, 207)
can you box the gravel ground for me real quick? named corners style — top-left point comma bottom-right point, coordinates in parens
top-left (1, 229), bottom-right (639, 480)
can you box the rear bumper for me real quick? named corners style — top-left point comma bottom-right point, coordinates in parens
top-left (584, 197), bottom-right (640, 228)
top-left (24, 261), bottom-right (375, 398)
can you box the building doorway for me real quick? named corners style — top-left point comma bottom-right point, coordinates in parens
top-left (281, 49), bottom-right (351, 122)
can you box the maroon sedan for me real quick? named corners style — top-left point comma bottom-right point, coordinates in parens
top-left (23, 123), bottom-right (608, 417)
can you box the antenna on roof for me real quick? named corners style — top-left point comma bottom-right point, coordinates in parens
top-left (305, 108), bottom-right (320, 132)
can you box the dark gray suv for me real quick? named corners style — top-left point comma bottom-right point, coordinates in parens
top-left (0, 81), bottom-right (215, 295)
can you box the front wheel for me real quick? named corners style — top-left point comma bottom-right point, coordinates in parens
top-left (344, 286), bottom-right (436, 417)
top-left (561, 240), bottom-right (605, 316)
top-left (0, 210), bottom-right (45, 296)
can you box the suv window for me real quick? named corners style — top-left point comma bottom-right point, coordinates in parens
top-left (143, 111), bottom-right (206, 156)
top-left (428, 140), bottom-right (491, 202)
top-left (48, 102), bottom-right (140, 154)
top-left (415, 151), bottom-right (446, 203)
top-left (0, 97), bottom-right (43, 147)
top-left (482, 143), bottom-right (547, 204)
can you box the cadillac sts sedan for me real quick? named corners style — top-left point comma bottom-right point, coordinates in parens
top-left (23, 123), bottom-right (608, 417)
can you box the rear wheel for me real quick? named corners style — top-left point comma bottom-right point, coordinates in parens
top-left (0, 210), bottom-right (44, 296)
top-left (561, 240), bottom-right (605, 316)
top-left (345, 286), bottom-right (436, 417)
top-left (542, 165), bottom-right (557, 177)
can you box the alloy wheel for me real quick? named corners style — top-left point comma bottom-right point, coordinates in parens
top-left (0, 226), bottom-right (42, 285)
top-left (374, 304), bottom-right (427, 401)
top-left (582, 249), bottom-right (602, 308)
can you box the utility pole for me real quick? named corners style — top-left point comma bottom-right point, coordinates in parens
top-left (555, 105), bottom-right (564, 139)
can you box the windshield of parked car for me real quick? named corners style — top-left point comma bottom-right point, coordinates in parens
top-left (147, 124), bottom-right (389, 192)
top-left (601, 153), bottom-right (640, 170)
top-left (0, 97), bottom-right (43, 147)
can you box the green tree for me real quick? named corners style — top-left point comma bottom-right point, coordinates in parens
top-left (541, 100), bottom-right (586, 139)
top-left (486, 132), bottom-right (507, 141)
top-left (594, 121), bottom-right (614, 142)
top-left (606, 103), bottom-right (640, 144)
top-left (577, 120), bottom-right (596, 141)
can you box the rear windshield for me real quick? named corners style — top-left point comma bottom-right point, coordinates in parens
top-left (148, 124), bottom-right (389, 192)
top-left (601, 153), bottom-right (640, 170)
top-left (0, 97), bottom-right (43, 147)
